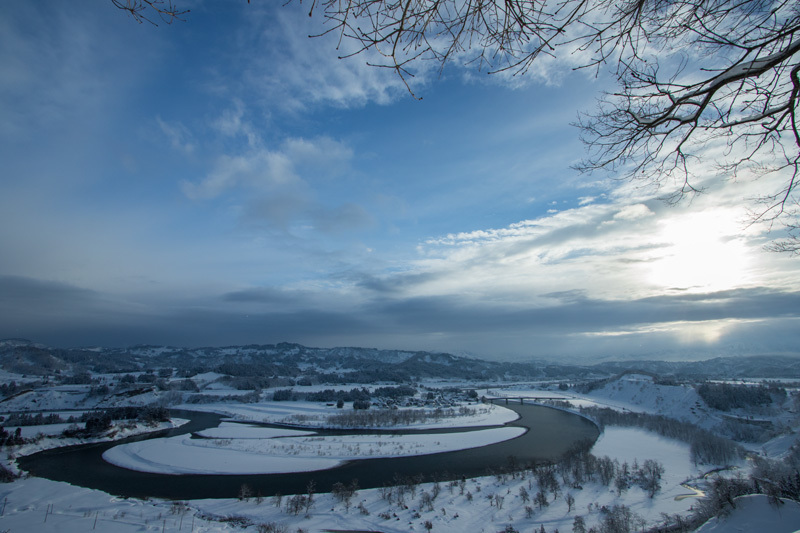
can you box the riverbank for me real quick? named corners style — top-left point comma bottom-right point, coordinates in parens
top-left (17, 403), bottom-right (598, 500)
top-left (2, 424), bottom-right (711, 533)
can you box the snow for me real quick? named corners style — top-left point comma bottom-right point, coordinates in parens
top-left (583, 376), bottom-right (710, 424)
top-left (0, 422), bottom-right (788, 533)
top-left (760, 432), bottom-right (800, 459)
top-left (0, 425), bottom-right (750, 533)
top-left (3, 419), bottom-right (188, 476)
top-left (694, 494), bottom-right (800, 532)
top-left (492, 375), bottom-right (739, 433)
top-left (102, 426), bottom-right (525, 475)
top-left (191, 372), bottom-right (226, 384)
top-left (0, 478), bottom-right (191, 533)
top-left (2, 373), bottom-right (796, 532)
top-left (592, 427), bottom-right (700, 483)
top-left (591, 426), bottom-right (719, 519)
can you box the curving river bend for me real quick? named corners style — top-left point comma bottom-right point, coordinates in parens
top-left (18, 403), bottom-right (598, 500)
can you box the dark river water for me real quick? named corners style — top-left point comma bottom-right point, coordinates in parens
top-left (18, 403), bottom-right (598, 500)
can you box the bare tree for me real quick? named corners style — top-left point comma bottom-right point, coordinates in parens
top-left (113, 0), bottom-right (800, 248)
top-left (111, 0), bottom-right (189, 25)
top-left (305, 0), bottom-right (800, 249)
top-left (572, 515), bottom-right (587, 533)
top-left (638, 459), bottom-right (665, 498)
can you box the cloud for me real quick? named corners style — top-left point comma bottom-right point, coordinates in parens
top-left (181, 150), bottom-right (301, 200)
top-left (313, 203), bottom-right (375, 234)
top-left (0, 2), bottom-right (160, 140)
top-left (157, 117), bottom-right (195, 154)
top-left (360, 288), bottom-right (800, 336)
top-left (211, 99), bottom-right (261, 148)
top-left (284, 137), bottom-right (354, 179)
top-left (0, 276), bottom-right (96, 306)
top-left (235, 4), bottom-right (419, 111)
top-left (3, 2), bottom-right (799, 362)
top-left (2, 268), bottom-right (799, 360)
top-left (222, 287), bottom-right (299, 304)
top-left (179, 109), bottom-right (370, 233)
top-left (613, 203), bottom-right (654, 221)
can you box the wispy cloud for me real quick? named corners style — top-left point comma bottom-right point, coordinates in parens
top-left (234, 4), bottom-right (420, 111)
top-left (157, 117), bottom-right (195, 154)
top-left (181, 150), bottom-right (301, 200)
top-left (178, 101), bottom-right (367, 233)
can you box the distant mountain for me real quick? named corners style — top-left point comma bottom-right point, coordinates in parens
top-left (1, 340), bottom-right (798, 381)
top-left (591, 355), bottom-right (800, 379)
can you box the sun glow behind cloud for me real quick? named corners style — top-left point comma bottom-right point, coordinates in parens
top-left (645, 210), bottom-right (754, 293)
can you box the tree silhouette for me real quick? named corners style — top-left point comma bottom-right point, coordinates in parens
top-left (111, 0), bottom-right (188, 25)
top-left (312, 0), bottom-right (800, 248)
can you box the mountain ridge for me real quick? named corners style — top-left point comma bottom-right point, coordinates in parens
top-left (1, 339), bottom-right (799, 381)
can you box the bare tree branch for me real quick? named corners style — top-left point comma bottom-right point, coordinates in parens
top-left (299, 0), bottom-right (800, 250)
top-left (112, 0), bottom-right (800, 251)
top-left (111, 0), bottom-right (189, 26)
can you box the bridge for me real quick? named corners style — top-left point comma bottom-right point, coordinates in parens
top-left (487, 396), bottom-right (573, 405)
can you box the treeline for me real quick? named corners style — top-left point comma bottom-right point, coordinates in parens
top-left (62, 405), bottom-right (170, 437)
top-left (80, 405), bottom-right (170, 423)
top-left (3, 412), bottom-right (64, 426)
top-left (221, 375), bottom-right (294, 391)
top-left (272, 386), bottom-right (418, 403)
top-left (185, 390), bottom-right (262, 404)
top-left (0, 426), bottom-right (24, 447)
top-left (697, 382), bottom-right (784, 411)
top-left (554, 445), bottom-right (666, 498)
top-left (116, 373), bottom-right (200, 392)
top-left (305, 387), bottom-right (369, 402)
top-left (1, 405), bottom-right (170, 446)
top-left (580, 406), bottom-right (743, 465)
top-left (323, 406), bottom-right (477, 428)
top-left (303, 386), bottom-right (417, 402)
top-left (318, 369), bottom-right (412, 385)
top-left (216, 362), bottom-right (300, 379)
top-left (0, 380), bottom-right (40, 398)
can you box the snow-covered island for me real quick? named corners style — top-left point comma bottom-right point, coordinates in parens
top-left (102, 404), bottom-right (524, 475)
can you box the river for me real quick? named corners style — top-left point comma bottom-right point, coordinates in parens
top-left (18, 403), bottom-right (598, 500)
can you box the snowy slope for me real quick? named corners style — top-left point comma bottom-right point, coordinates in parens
top-left (582, 373), bottom-right (716, 427)
top-left (694, 494), bottom-right (800, 532)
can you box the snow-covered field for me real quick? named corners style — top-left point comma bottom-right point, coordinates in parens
top-left (591, 427), bottom-right (717, 519)
top-left (3, 374), bottom-right (799, 532)
top-left (1, 426), bottom-right (720, 533)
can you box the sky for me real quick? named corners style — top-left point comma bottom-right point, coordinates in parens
top-left (1, 1), bottom-right (799, 362)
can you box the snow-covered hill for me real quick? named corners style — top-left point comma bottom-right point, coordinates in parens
top-left (694, 494), bottom-right (800, 532)
top-left (582, 373), bottom-right (712, 426)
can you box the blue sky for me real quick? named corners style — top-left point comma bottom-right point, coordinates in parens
top-left (1, 1), bottom-right (799, 361)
